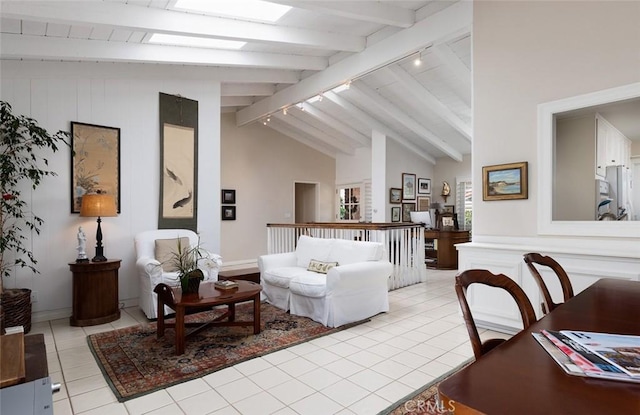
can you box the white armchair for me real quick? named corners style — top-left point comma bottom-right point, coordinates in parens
top-left (134, 229), bottom-right (222, 319)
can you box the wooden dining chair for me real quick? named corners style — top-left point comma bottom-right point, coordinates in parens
top-left (523, 252), bottom-right (574, 315)
top-left (455, 269), bottom-right (537, 360)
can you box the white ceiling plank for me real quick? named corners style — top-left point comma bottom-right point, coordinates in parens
top-left (45, 22), bottom-right (70, 38)
top-left (1, 1), bottom-right (364, 52)
top-left (383, 65), bottom-right (471, 142)
top-left (299, 103), bottom-right (370, 146)
top-left (432, 43), bottom-right (471, 105)
top-left (268, 119), bottom-right (337, 159)
top-left (221, 96), bottom-right (253, 107)
top-left (349, 82), bottom-right (462, 161)
top-left (0, 34), bottom-right (327, 70)
top-left (68, 25), bottom-right (92, 39)
top-left (273, 112), bottom-right (355, 155)
top-left (287, 105), bottom-right (364, 149)
top-left (272, 1), bottom-right (415, 28)
top-left (21, 20), bottom-right (45, 36)
top-left (236, 0), bottom-right (472, 126)
top-left (324, 91), bottom-right (436, 164)
top-left (221, 84), bottom-right (275, 97)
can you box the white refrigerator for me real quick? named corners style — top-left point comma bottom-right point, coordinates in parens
top-left (605, 165), bottom-right (633, 220)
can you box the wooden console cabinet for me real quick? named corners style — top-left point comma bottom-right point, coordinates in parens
top-left (424, 229), bottom-right (470, 270)
top-left (69, 259), bottom-right (121, 326)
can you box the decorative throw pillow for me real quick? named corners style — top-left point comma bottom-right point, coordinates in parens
top-left (307, 259), bottom-right (339, 274)
top-left (154, 237), bottom-right (190, 272)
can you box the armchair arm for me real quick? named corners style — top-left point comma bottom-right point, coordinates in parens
top-left (258, 252), bottom-right (297, 272)
top-left (136, 256), bottom-right (165, 285)
top-left (326, 261), bottom-right (393, 294)
top-left (198, 251), bottom-right (222, 280)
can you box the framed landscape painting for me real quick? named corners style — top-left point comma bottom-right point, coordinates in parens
top-left (389, 188), bottom-right (402, 204)
top-left (482, 161), bottom-right (528, 201)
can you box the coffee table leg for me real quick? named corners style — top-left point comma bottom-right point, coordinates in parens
top-left (229, 303), bottom-right (235, 322)
top-left (176, 306), bottom-right (185, 355)
top-left (253, 294), bottom-right (261, 334)
top-left (157, 299), bottom-right (165, 338)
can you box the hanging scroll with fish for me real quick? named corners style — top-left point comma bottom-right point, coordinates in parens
top-left (158, 93), bottom-right (198, 231)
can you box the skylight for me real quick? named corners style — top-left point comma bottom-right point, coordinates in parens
top-left (173, 0), bottom-right (292, 23)
top-left (148, 34), bottom-right (246, 50)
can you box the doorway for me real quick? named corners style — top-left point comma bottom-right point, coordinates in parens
top-left (294, 182), bottom-right (318, 223)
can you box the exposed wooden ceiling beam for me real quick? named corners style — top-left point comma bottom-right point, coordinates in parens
top-left (0, 34), bottom-right (327, 71)
top-left (236, 1), bottom-right (471, 126)
top-left (296, 103), bottom-right (370, 147)
top-left (383, 65), bottom-right (472, 141)
top-left (268, 119), bottom-right (337, 159)
top-left (221, 96), bottom-right (253, 107)
top-left (324, 91), bottom-right (436, 164)
top-left (273, 112), bottom-right (356, 155)
top-left (348, 82), bottom-right (463, 161)
top-left (1, 1), bottom-right (365, 52)
top-left (221, 84), bottom-right (276, 97)
top-left (287, 105), bottom-right (365, 149)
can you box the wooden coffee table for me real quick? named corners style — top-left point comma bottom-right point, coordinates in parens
top-left (154, 280), bottom-right (262, 355)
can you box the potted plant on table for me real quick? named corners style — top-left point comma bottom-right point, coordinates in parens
top-left (164, 238), bottom-right (217, 294)
top-left (0, 101), bottom-right (70, 332)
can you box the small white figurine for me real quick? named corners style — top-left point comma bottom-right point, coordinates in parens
top-left (76, 226), bottom-right (89, 262)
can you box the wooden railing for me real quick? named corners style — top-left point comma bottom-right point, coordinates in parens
top-left (266, 223), bottom-right (426, 290)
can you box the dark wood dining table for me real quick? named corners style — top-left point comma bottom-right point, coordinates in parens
top-left (438, 278), bottom-right (640, 414)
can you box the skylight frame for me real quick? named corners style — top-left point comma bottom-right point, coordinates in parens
top-left (172, 0), bottom-right (292, 23)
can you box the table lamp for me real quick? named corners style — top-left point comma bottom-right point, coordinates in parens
top-left (80, 193), bottom-right (117, 262)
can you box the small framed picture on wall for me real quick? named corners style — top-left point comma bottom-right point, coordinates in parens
top-left (391, 207), bottom-right (401, 222)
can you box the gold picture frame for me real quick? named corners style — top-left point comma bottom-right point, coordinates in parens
top-left (70, 122), bottom-right (120, 213)
top-left (482, 161), bottom-right (528, 201)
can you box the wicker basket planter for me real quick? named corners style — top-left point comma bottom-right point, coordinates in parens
top-left (1, 288), bottom-right (32, 333)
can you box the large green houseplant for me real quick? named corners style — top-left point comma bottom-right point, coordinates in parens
top-left (0, 101), bottom-right (69, 330)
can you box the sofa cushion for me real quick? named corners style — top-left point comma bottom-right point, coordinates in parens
top-left (295, 235), bottom-right (333, 268)
top-left (328, 239), bottom-right (383, 265)
top-left (307, 259), bottom-right (339, 274)
top-left (155, 237), bottom-right (190, 272)
top-left (289, 273), bottom-right (327, 298)
top-left (262, 267), bottom-right (309, 288)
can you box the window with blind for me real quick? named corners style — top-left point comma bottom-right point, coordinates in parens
top-left (456, 178), bottom-right (472, 231)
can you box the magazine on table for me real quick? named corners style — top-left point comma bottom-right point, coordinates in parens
top-left (533, 330), bottom-right (640, 383)
top-left (560, 330), bottom-right (640, 377)
top-left (531, 333), bottom-right (586, 376)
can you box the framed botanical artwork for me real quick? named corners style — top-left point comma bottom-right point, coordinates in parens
top-left (417, 196), bottom-right (431, 212)
top-left (418, 178), bottom-right (431, 195)
top-left (222, 189), bottom-right (236, 204)
top-left (70, 122), bottom-right (121, 213)
top-left (482, 161), bottom-right (528, 201)
top-left (221, 205), bottom-right (236, 220)
top-left (391, 206), bottom-right (401, 222)
top-left (389, 188), bottom-right (402, 204)
top-left (401, 202), bottom-right (415, 222)
top-left (402, 173), bottom-right (416, 200)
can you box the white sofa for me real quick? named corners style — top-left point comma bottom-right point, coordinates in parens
top-left (134, 229), bottom-right (222, 319)
top-left (258, 235), bottom-right (393, 327)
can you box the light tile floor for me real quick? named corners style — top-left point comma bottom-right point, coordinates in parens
top-left (34, 269), bottom-right (509, 415)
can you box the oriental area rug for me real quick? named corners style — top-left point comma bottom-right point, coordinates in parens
top-left (378, 359), bottom-right (473, 415)
top-left (88, 302), bottom-right (364, 402)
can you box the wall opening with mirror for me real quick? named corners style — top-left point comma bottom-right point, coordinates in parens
top-left (538, 82), bottom-right (640, 237)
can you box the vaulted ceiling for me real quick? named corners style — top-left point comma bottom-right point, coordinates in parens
top-left (0, 0), bottom-right (472, 162)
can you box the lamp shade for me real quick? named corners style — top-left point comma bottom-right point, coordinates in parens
top-left (80, 194), bottom-right (117, 217)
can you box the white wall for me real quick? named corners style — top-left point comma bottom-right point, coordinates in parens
top-left (0, 60), bottom-right (223, 320)
top-left (220, 113), bottom-right (335, 264)
top-left (473, 0), bottom-right (640, 238)
top-left (459, 1), bottom-right (640, 332)
top-left (385, 139), bottom-right (435, 221)
top-left (433, 154), bottom-right (471, 206)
